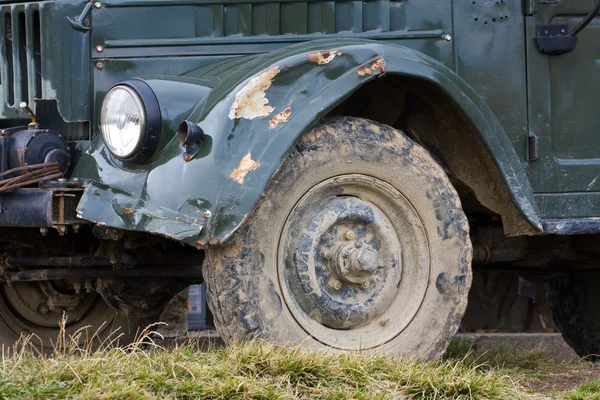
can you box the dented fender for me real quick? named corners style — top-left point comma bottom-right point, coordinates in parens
top-left (73, 39), bottom-right (541, 246)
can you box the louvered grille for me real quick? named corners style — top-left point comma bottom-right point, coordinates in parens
top-left (0, 4), bottom-right (41, 113)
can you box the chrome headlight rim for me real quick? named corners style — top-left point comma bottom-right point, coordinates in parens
top-left (100, 78), bottom-right (162, 164)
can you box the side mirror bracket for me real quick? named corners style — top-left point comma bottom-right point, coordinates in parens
top-left (535, 0), bottom-right (599, 56)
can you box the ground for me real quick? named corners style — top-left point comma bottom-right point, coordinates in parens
top-left (1, 328), bottom-right (600, 399)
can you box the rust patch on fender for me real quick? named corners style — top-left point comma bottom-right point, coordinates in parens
top-left (120, 206), bottom-right (136, 215)
top-left (306, 50), bottom-right (344, 65)
top-left (358, 58), bottom-right (387, 76)
top-left (269, 107), bottom-right (292, 129)
top-left (229, 66), bottom-right (280, 120)
top-left (230, 152), bottom-right (260, 184)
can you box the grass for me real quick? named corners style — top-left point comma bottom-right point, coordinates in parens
top-left (444, 339), bottom-right (552, 375)
top-left (0, 323), bottom-right (595, 400)
top-left (562, 380), bottom-right (600, 400)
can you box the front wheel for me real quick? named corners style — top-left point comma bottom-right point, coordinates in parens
top-left (204, 117), bottom-right (472, 359)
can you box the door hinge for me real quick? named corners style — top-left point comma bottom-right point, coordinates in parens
top-left (527, 134), bottom-right (539, 161)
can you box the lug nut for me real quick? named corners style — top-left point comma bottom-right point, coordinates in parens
top-left (329, 279), bottom-right (342, 291)
top-left (355, 241), bottom-right (363, 248)
top-left (344, 231), bottom-right (355, 240)
top-left (39, 227), bottom-right (48, 236)
top-left (361, 281), bottom-right (370, 289)
top-left (321, 249), bottom-right (332, 259)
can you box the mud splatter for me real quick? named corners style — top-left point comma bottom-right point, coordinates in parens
top-left (306, 50), bottom-right (344, 65)
top-left (358, 58), bottom-right (386, 76)
top-left (229, 66), bottom-right (280, 120)
top-left (230, 152), bottom-right (261, 184)
top-left (269, 107), bottom-right (292, 129)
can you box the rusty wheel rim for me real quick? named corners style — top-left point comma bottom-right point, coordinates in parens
top-left (278, 174), bottom-right (430, 350)
top-left (0, 281), bottom-right (98, 339)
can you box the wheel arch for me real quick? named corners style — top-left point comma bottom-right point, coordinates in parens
top-left (197, 40), bottom-right (541, 241)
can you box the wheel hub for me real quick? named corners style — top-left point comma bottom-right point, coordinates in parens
top-left (282, 192), bottom-right (403, 330)
top-left (326, 231), bottom-right (381, 286)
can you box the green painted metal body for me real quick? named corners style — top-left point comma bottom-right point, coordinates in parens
top-left (0, 0), bottom-right (598, 243)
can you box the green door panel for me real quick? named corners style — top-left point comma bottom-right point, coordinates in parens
top-left (549, 17), bottom-right (600, 161)
top-left (526, 0), bottom-right (600, 201)
top-left (74, 40), bottom-right (541, 245)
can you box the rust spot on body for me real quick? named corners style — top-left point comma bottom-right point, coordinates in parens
top-left (230, 152), bottom-right (260, 184)
top-left (229, 66), bottom-right (280, 120)
top-left (269, 107), bottom-right (292, 129)
top-left (358, 58), bottom-right (387, 76)
top-left (120, 206), bottom-right (135, 214)
top-left (306, 50), bottom-right (344, 65)
top-left (92, 189), bottom-right (100, 196)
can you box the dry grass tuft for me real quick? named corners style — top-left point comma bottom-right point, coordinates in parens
top-left (0, 325), bottom-right (549, 400)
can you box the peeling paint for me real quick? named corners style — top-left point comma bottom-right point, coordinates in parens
top-left (230, 152), bottom-right (260, 184)
top-left (306, 50), bottom-right (344, 65)
top-left (121, 206), bottom-right (136, 214)
top-left (228, 66), bottom-right (280, 120)
top-left (269, 107), bottom-right (292, 129)
top-left (358, 58), bottom-right (387, 76)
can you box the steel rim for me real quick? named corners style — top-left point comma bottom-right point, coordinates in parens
top-left (278, 174), bottom-right (430, 350)
top-left (0, 281), bottom-right (99, 339)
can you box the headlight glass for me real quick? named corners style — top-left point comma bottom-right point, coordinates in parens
top-left (100, 85), bottom-right (146, 159)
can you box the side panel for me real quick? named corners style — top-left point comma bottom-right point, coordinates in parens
top-left (74, 40), bottom-right (541, 245)
top-left (452, 0), bottom-right (529, 161)
top-left (526, 1), bottom-right (600, 217)
top-left (92, 0), bottom-right (452, 60)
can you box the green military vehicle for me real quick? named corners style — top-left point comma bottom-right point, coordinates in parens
top-left (0, 0), bottom-right (598, 359)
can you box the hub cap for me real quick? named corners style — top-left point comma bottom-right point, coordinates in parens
top-left (278, 174), bottom-right (430, 350)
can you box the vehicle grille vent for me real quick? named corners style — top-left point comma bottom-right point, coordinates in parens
top-left (0, 4), bottom-right (42, 112)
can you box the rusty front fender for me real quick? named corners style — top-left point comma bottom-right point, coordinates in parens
top-left (74, 39), bottom-right (541, 246)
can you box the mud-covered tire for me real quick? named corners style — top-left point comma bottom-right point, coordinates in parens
top-left (547, 273), bottom-right (600, 360)
top-left (0, 282), bottom-right (158, 351)
top-left (204, 117), bottom-right (472, 359)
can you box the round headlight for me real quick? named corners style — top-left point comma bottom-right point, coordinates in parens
top-left (100, 85), bottom-right (146, 159)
